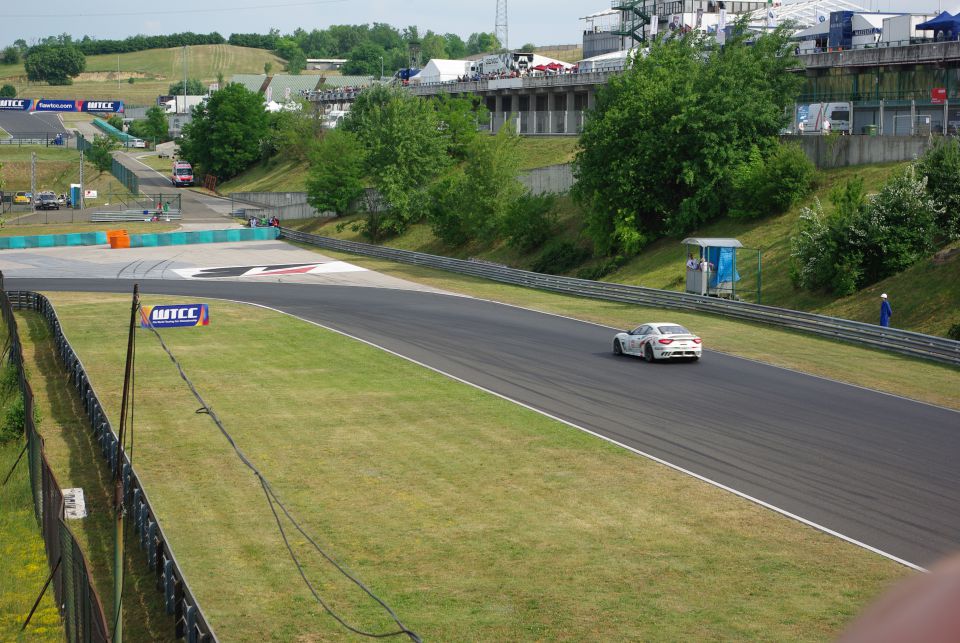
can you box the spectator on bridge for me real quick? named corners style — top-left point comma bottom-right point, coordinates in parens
top-left (249, 216), bottom-right (258, 228)
top-left (686, 254), bottom-right (700, 270)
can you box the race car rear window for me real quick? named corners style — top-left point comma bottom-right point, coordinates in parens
top-left (657, 325), bottom-right (689, 335)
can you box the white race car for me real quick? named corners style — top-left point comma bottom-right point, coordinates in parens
top-left (613, 322), bottom-right (702, 362)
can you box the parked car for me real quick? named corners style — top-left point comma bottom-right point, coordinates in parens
top-left (13, 191), bottom-right (31, 204)
top-left (35, 192), bottom-right (59, 210)
top-left (612, 322), bottom-right (703, 362)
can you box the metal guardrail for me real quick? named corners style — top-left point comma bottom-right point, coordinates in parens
top-left (90, 211), bottom-right (183, 222)
top-left (7, 288), bottom-right (217, 643)
top-left (280, 228), bottom-right (960, 366)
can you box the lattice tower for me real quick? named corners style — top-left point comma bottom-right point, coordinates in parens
top-left (495, 0), bottom-right (509, 51)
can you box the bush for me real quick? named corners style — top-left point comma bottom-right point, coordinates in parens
top-left (531, 240), bottom-right (590, 275)
top-left (858, 165), bottom-right (940, 286)
top-left (501, 193), bottom-right (557, 252)
top-left (948, 323), bottom-right (960, 341)
top-left (0, 395), bottom-right (26, 444)
top-left (791, 168), bottom-right (940, 294)
top-left (730, 144), bottom-right (816, 219)
top-left (915, 138), bottom-right (960, 240)
top-left (0, 84), bottom-right (16, 98)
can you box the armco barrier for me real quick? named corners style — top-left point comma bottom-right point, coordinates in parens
top-left (280, 228), bottom-right (960, 366)
top-left (4, 285), bottom-right (216, 643)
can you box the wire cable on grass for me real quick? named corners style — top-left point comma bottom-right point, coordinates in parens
top-left (137, 305), bottom-right (421, 642)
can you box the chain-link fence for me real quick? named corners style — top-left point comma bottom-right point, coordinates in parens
top-left (76, 134), bottom-right (141, 195)
top-left (0, 275), bottom-right (110, 643)
top-left (3, 283), bottom-right (217, 642)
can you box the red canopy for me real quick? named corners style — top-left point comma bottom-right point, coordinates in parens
top-left (532, 64), bottom-right (548, 71)
top-left (546, 62), bottom-right (566, 70)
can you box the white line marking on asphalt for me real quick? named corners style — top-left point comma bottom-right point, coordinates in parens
top-left (219, 295), bottom-right (929, 573)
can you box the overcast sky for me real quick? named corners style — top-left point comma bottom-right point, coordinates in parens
top-left (4, 1), bottom-right (955, 49)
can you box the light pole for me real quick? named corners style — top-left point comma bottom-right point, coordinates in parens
top-left (379, 56), bottom-right (384, 80)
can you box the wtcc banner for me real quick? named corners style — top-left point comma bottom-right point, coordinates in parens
top-left (0, 98), bottom-right (33, 111)
top-left (140, 304), bottom-right (210, 329)
top-left (33, 99), bottom-right (124, 113)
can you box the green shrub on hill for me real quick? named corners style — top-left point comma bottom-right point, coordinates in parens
top-left (501, 193), bottom-right (558, 253)
top-left (729, 143), bottom-right (816, 219)
top-left (532, 240), bottom-right (590, 275)
top-left (915, 137), bottom-right (960, 240)
top-left (791, 167), bottom-right (941, 295)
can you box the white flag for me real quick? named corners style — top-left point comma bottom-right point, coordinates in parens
top-left (719, 8), bottom-right (727, 30)
top-left (814, 7), bottom-right (829, 25)
top-left (767, 8), bottom-right (778, 29)
top-left (650, 13), bottom-right (658, 38)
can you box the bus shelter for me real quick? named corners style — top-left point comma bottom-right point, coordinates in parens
top-left (681, 237), bottom-right (758, 301)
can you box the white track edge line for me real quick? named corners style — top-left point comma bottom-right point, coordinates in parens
top-left (219, 296), bottom-right (928, 573)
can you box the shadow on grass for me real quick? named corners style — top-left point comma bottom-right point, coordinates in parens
top-left (20, 312), bottom-right (174, 642)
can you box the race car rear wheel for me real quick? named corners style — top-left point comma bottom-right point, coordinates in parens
top-left (613, 339), bottom-right (623, 356)
top-left (644, 344), bottom-right (655, 363)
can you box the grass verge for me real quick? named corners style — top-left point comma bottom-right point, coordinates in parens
top-left (0, 362), bottom-right (61, 642)
top-left (41, 291), bottom-right (910, 641)
top-left (15, 311), bottom-right (172, 641)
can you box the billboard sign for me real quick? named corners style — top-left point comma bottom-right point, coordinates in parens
top-left (33, 99), bottom-right (124, 112)
top-left (0, 98), bottom-right (32, 111)
top-left (140, 304), bottom-right (210, 329)
top-left (932, 87), bottom-right (947, 105)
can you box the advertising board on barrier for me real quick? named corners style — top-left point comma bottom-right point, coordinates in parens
top-left (140, 304), bottom-right (210, 329)
top-left (0, 98), bottom-right (33, 110)
top-left (33, 99), bottom-right (125, 113)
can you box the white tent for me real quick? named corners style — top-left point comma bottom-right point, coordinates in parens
top-left (410, 59), bottom-right (470, 84)
top-left (576, 48), bottom-right (644, 73)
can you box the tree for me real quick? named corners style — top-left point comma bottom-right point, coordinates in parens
top-left (178, 83), bottom-right (268, 180)
top-left (107, 114), bottom-right (124, 130)
top-left (427, 127), bottom-right (524, 246)
top-left (574, 26), bottom-right (802, 256)
top-left (444, 33), bottom-right (467, 59)
top-left (87, 135), bottom-right (117, 173)
top-left (343, 86), bottom-right (449, 239)
top-left (168, 78), bottom-right (206, 95)
top-left (264, 61), bottom-right (273, 75)
top-left (520, 43), bottom-right (537, 53)
top-left (274, 37), bottom-right (306, 74)
top-left (261, 102), bottom-right (321, 160)
top-left (915, 137), bottom-right (960, 240)
top-left (0, 85), bottom-right (15, 98)
top-left (1, 46), bottom-right (19, 64)
top-left (432, 94), bottom-right (486, 160)
top-left (421, 31), bottom-right (448, 61)
top-left (129, 106), bottom-right (169, 143)
top-left (306, 130), bottom-right (367, 216)
top-left (24, 44), bottom-right (86, 85)
top-left (343, 42), bottom-right (387, 77)
top-left (466, 32), bottom-right (501, 55)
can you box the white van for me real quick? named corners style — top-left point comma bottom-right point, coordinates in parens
top-left (798, 102), bottom-right (851, 134)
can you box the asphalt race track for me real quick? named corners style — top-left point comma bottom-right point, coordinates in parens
top-left (8, 277), bottom-right (958, 569)
top-left (0, 111), bottom-right (67, 137)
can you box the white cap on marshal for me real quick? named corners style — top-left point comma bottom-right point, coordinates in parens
top-left (880, 293), bottom-right (888, 299)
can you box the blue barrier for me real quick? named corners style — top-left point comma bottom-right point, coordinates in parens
top-left (0, 227), bottom-right (278, 251)
top-left (128, 227), bottom-right (279, 247)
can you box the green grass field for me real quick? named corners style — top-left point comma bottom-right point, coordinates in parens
top-left (0, 45), bottom-right (285, 105)
top-left (39, 291), bottom-right (911, 641)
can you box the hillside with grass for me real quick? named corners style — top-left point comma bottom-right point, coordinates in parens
top-left (0, 148), bottom-right (132, 203)
top-left (287, 161), bottom-right (960, 339)
top-left (0, 45), bottom-right (285, 105)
